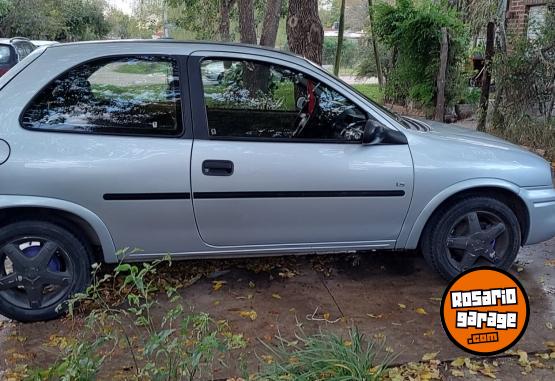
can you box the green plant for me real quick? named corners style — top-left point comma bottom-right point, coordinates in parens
top-left (489, 11), bottom-right (554, 161)
top-left (30, 250), bottom-right (246, 381)
top-left (373, 0), bottom-right (468, 108)
top-left (256, 327), bottom-right (394, 381)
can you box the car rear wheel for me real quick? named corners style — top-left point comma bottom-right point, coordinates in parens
top-left (421, 197), bottom-right (521, 280)
top-left (0, 221), bottom-right (92, 322)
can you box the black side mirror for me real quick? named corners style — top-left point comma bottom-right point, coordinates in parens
top-left (362, 120), bottom-right (386, 145)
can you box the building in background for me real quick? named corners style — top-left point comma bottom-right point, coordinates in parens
top-left (506, 0), bottom-right (552, 40)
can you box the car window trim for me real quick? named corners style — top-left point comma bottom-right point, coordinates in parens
top-left (190, 54), bottom-right (370, 144)
top-left (18, 53), bottom-right (191, 139)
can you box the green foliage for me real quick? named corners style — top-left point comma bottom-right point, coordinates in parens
top-left (0, 0), bottom-right (109, 41)
top-left (373, 0), bottom-right (468, 107)
top-left (490, 11), bottom-right (555, 161)
top-left (30, 251), bottom-right (247, 381)
top-left (256, 327), bottom-right (393, 380)
top-left (323, 37), bottom-right (360, 68)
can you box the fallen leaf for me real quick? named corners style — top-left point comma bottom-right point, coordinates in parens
top-left (261, 355), bottom-right (273, 364)
top-left (450, 368), bottom-right (465, 377)
top-left (416, 307), bottom-right (428, 315)
top-left (398, 303), bottom-right (406, 309)
top-left (248, 281), bottom-right (255, 288)
top-left (238, 310), bottom-right (257, 321)
top-left (212, 280), bottom-right (226, 291)
top-left (323, 312), bottom-right (330, 320)
top-left (422, 351), bottom-right (439, 361)
top-left (545, 259), bottom-right (555, 267)
top-left (423, 329), bottom-right (435, 337)
top-left (271, 293), bottom-right (282, 299)
top-left (451, 357), bottom-right (466, 368)
top-left (343, 340), bottom-right (352, 347)
top-left (546, 322), bottom-right (553, 330)
top-left (367, 313), bottom-right (383, 319)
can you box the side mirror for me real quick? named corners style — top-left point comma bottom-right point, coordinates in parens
top-left (362, 120), bottom-right (386, 145)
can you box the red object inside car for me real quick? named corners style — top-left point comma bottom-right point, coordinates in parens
top-left (0, 68), bottom-right (8, 77)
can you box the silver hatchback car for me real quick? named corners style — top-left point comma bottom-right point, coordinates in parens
top-left (0, 41), bottom-right (554, 322)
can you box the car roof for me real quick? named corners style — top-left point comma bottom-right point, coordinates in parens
top-left (46, 39), bottom-right (311, 64)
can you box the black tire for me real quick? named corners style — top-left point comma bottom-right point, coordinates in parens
top-left (421, 197), bottom-right (521, 280)
top-left (0, 220), bottom-right (93, 322)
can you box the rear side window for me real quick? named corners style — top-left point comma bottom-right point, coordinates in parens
top-left (0, 46), bottom-right (11, 64)
top-left (21, 56), bottom-right (183, 136)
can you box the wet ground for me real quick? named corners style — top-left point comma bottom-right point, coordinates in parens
top-left (0, 237), bottom-right (554, 379)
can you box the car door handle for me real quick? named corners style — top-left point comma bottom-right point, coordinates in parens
top-left (202, 160), bottom-right (234, 176)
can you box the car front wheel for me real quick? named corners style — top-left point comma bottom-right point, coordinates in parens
top-left (421, 196), bottom-right (521, 280)
top-left (0, 221), bottom-right (92, 322)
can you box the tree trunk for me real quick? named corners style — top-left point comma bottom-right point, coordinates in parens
top-left (287, 0), bottom-right (324, 65)
top-left (218, 0), bottom-right (236, 41)
top-left (238, 0), bottom-right (257, 44)
top-left (367, 0), bottom-right (384, 88)
top-left (477, 22), bottom-right (495, 132)
top-left (435, 28), bottom-right (449, 122)
top-left (260, 0), bottom-right (282, 47)
top-left (333, 0), bottom-right (346, 76)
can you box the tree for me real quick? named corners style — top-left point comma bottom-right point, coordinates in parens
top-left (367, 0), bottom-right (383, 87)
top-left (259, 0), bottom-right (282, 47)
top-left (219, 0), bottom-right (236, 41)
top-left (0, 0), bottom-right (109, 41)
top-left (287, 0), bottom-right (324, 65)
top-left (333, 0), bottom-right (345, 75)
top-left (238, 0), bottom-right (257, 43)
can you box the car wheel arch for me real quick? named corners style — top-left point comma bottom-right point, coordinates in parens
top-left (0, 197), bottom-right (117, 263)
top-left (403, 180), bottom-right (530, 250)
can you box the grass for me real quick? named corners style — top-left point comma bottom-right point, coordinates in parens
top-left (91, 83), bottom-right (169, 102)
top-left (352, 84), bottom-right (383, 104)
top-left (257, 328), bottom-right (393, 381)
top-left (114, 61), bottom-right (171, 75)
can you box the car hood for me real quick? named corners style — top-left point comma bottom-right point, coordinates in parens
top-left (402, 118), bottom-right (552, 187)
top-left (408, 118), bottom-right (525, 151)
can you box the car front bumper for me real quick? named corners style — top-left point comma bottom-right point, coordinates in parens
top-left (521, 186), bottom-right (555, 245)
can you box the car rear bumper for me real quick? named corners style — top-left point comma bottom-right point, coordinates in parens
top-left (521, 186), bottom-right (555, 245)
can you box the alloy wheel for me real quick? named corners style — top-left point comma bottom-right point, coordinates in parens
top-left (0, 237), bottom-right (73, 310)
top-left (445, 211), bottom-right (510, 272)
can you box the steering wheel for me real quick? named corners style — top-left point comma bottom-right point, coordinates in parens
top-left (339, 120), bottom-right (366, 141)
top-left (292, 82), bottom-right (321, 138)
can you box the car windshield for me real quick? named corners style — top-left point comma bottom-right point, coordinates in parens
top-left (0, 45), bottom-right (11, 64)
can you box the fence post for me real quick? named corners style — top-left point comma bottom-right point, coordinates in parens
top-left (435, 27), bottom-right (449, 122)
top-left (477, 21), bottom-right (495, 132)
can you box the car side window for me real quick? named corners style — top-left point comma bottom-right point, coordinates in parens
top-left (21, 56), bottom-right (182, 136)
top-left (201, 59), bottom-right (368, 142)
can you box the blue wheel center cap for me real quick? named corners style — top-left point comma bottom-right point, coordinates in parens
top-left (22, 245), bottom-right (61, 272)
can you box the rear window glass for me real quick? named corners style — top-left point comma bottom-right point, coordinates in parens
top-left (21, 55), bottom-right (183, 136)
top-left (0, 46), bottom-right (12, 64)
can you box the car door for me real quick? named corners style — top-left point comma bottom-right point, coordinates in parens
top-left (189, 52), bottom-right (414, 249)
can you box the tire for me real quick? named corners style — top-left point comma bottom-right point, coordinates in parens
top-left (421, 197), bottom-right (521, 280)
top-left (0, 220), bottom-right (93, 322)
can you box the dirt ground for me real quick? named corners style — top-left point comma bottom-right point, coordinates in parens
top-left (0, 236), bottom-right (554, 380)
